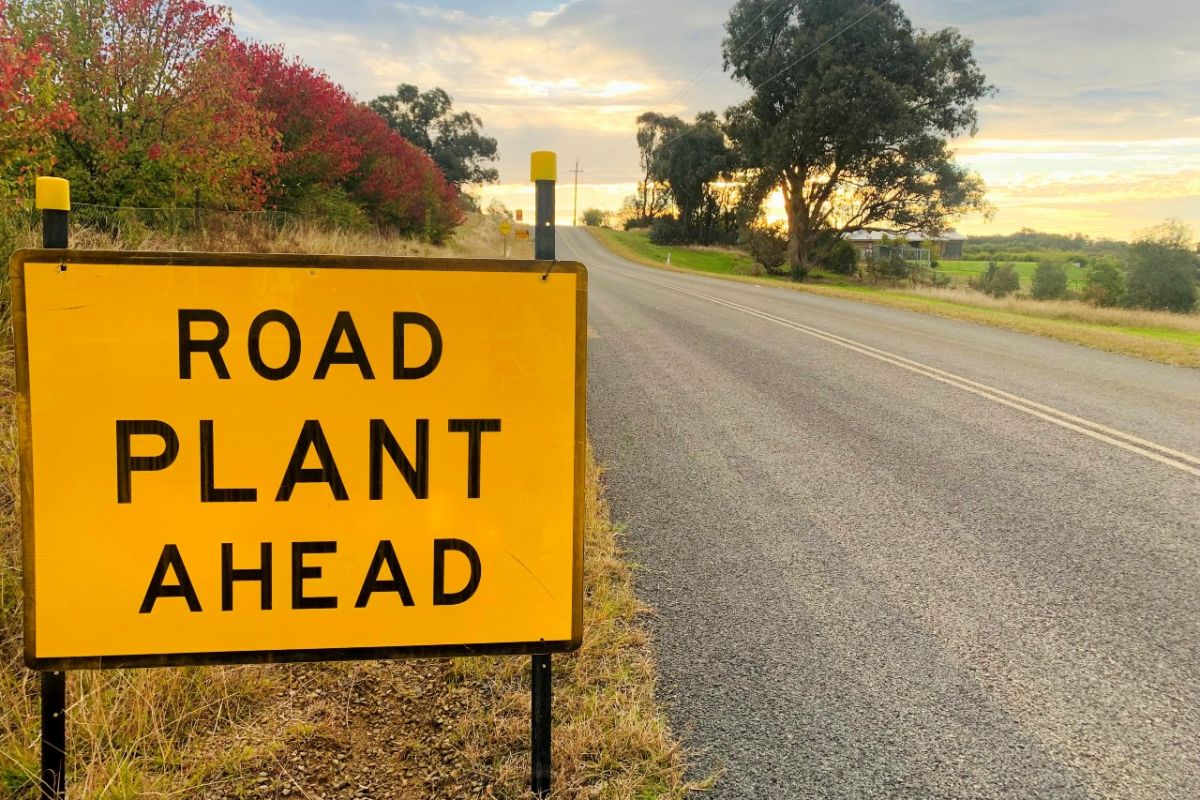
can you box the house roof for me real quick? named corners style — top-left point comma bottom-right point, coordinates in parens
top-left (845, 230), bottom-right (967, 242)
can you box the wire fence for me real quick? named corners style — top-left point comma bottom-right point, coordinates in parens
top-left (4, 200), bottom-right (310, 241)
top-left (72, 203), bottom-right (303, 238)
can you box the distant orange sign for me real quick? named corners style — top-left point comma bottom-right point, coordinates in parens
top-left (515, 230), bottom-right (530, 241)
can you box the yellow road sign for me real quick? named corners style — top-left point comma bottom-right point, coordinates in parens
top-left (515, 230), bottom-right (530, 241)
top-left (499, 220), bottom-right (512, 236)
top-left (13, 250), bottom-right (587, 668)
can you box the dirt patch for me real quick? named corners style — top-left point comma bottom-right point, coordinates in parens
top-left (198, 660), bottom-right (493, 800)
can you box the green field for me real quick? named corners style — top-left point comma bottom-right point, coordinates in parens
top-left (937, 259), bottom-right (1089, 289)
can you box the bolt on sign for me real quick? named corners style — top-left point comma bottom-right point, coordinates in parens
top-left (12, 250), bottom-right (587, 668)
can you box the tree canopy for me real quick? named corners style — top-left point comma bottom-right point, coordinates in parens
top-left (634, 111), bottom-right (685, 221)
top-left (723, 0), bottom-right (992, 278)
top-left (2, 0), bottom-right (464, 242)
top-left (1124, 220), bottom-right (1198, 313)
top-left (11, 0), bottom-right (277, 208)
top-left (0, 0), bottom-right (72, 207)
top-left (370, 84), bottom-right (499, 187)
top-left (657, 112), bottom-right (737, 243)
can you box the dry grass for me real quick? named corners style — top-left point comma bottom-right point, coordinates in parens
top-left (894, 286), bottom-right (1200, 333)
top-left (0, 216), bottom-right (687, 799)
top-left (796, 284), bottom-right (1200, 367)
top-left (443, 451), bottom-right (700, 798)
top-left (57, 212), bottom-right (529, 261)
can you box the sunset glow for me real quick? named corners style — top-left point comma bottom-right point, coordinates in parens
top-left (226, 0), bottom-right (1200, 240)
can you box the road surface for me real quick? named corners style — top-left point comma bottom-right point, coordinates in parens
top-left (557, 227), bottom-right (1200, 799)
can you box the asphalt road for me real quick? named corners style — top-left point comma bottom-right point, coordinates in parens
top-left (556, 227), bottom-right (1200, 800)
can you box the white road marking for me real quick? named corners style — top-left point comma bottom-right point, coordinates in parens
top-left (624, 269), bottom-right (1200, 478)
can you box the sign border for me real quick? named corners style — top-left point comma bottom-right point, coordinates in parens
top-left (11, 248), bottom-right (587, 670)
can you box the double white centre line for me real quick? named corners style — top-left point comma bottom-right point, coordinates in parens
top-left (628, 270), bottom-right (1200, 478)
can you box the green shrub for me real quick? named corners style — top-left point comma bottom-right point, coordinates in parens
top-left (820, 238), bottom-right (858, 275)
top-left (971, 262), bottom-right (1020, 297)
top-left (291, 185), bottom-right (370, 231)
top-left (1031, 262), bottom-right (1068, 300)
top-left (740, 223), bottom-right (788, 275)
top-left (648, 217), bottom-right (689, 246)
top-left (1123, 231), bottom-right (1197, 312)
top-left (581, 208), bottom-right (608, 227)
top-left (865, 249), bottom-right (907, 284)
top-left (1084, 261), bottom-right (1125, 307)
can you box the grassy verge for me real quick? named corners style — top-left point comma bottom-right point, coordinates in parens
top-left (1, 218), bottom-right (690, 798)
top-left (590, 226), bottom-right (757, 276)
top-left (586, 227), bottom-right (1200, 368)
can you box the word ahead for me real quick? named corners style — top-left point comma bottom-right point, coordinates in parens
top-left (13, 251), bottom-right (586, 668)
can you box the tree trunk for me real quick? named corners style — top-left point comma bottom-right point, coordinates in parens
top-left (784, 177), bottom-right (810, 281)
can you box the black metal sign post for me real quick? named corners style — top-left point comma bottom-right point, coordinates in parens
top-left (530, 150), bottom-right (557, 797)
top-left (40, 670), bottom-right (65, 800)
top-left (35, 176), bottom-right (70, 800)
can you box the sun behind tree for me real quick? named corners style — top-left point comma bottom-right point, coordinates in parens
top-left (723, 0), bottom-right (993, 279)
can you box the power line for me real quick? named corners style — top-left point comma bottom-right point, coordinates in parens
top-left (570, 159), bottom-right (583, 226)
top-left (652, 0), bottom-right (890, 156)
top-left (586, 0), bottom-right (792, 172)
top-left (652, 0), bottom-right (792, 120)
top-left (749, 0), bottom-right (889, 93)
top-left (589, 0), bottom-right (891, 192)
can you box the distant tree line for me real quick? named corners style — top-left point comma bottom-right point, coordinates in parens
top-left (965, 228), bottom-right (1130, 256)
top-left (968, 221), bottom-right (1197, 312)
top-left (0, 0), bottom-right (499, 253)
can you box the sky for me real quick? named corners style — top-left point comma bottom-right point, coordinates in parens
top-left (224, 0), bottom-right (1200, 240)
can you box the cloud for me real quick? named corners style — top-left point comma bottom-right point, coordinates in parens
top-left (529, 3), bottom-right (574, 28)
top-left (226, 0), bottom-right (1200, 237)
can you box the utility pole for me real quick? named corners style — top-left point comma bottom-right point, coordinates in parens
top-left (570, 159), bottom-right (582, 226)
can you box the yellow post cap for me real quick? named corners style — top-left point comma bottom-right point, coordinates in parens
top-left (531, 151), bottom-right (557, 182)
top-left (36, 177), bottom-right (71, 211)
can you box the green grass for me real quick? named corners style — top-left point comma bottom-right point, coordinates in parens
top-left (593, 229), bottom-right (1090, 290)
top-left (936, 260), bottom-right (1089, 289)
top-left (1121, 326), bottom-right (1200, 345)
top-left (590, 227), bottom-right (755, 275)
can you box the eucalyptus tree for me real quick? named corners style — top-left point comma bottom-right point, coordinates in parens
top-left (723, 0), bottom-right (992, 278)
